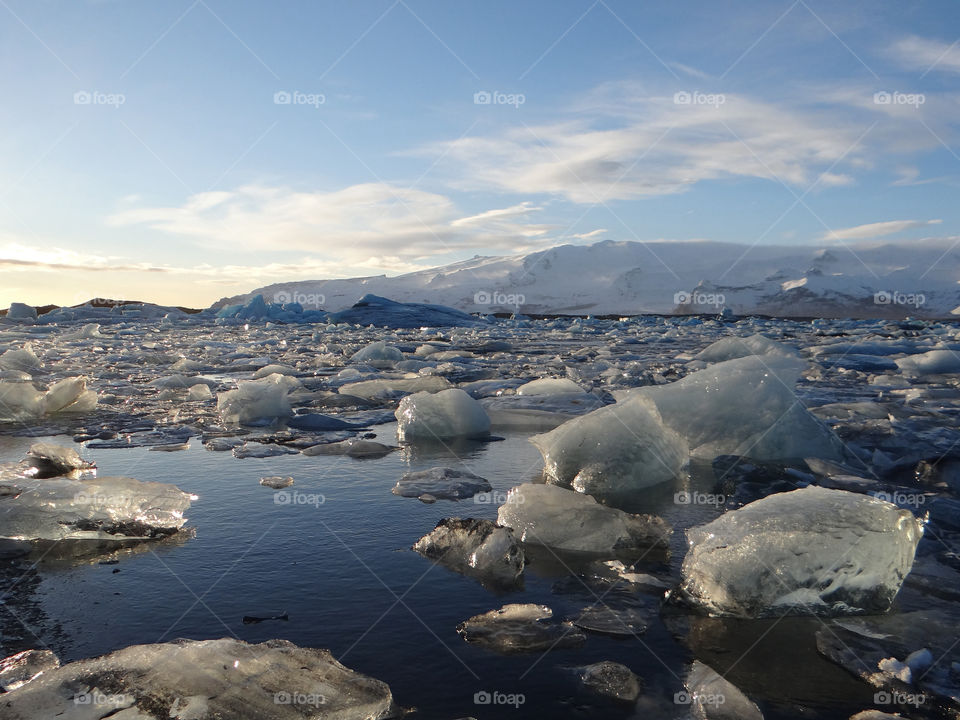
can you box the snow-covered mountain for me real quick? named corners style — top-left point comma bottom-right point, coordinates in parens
top-left (215, 240), bottom-right (960, 318)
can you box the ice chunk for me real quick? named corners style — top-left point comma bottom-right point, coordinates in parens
top-left (497, 483), bottom-right (670, 555)
top-left (0, 347), bottom-right (40, 373)
top-left (395, 388), bottom-right (491, 442)
top-left (63, 323), bottom-right (102, 339)
top-left (301, 438), bottom-right (395, 457)
top-left (350, 341), bottom-right (404, 368)
top-left (24, 442), bottom-right (94, 478)
top-left (0, 475), bottom-right (194, 542)
top-left (5, 302), bottom-right (38, 321)
top-left (0, 638), bottom-right (394, 720)
top-left (253, 363), bottom-right (298, 378)
top-left (576, 661), bottom-right (642, 702)
top-left (572, 605), bottom-right (650, 637)
top-left (516, 378), bottom-right (585, 395)
top-left (682, 661), bottom-right (763, 720)
top-left (338, 375), bottom-right (452, 401)
top-left (625, 355), bottom-right (846, 462)
top-left (412, 517), bottom-right (524, 587)
top-left (392, 467), bottom-right (491, 500)
top-left (456, 604), bottom-right (586, 653)
top-left (260, 476), bottom-right (294, 489)
top-left (530, 396), bottom-right (687, 495)
top-left (187, 383), bottom-right (213, 400)
top-left (694, 334), bottom-right (797, 363)
top-left (680, 486), bottom-right (923, 617)
top-left (0, 649), bottom-right (59, 692)
top-left (0, 382), bottom-right (43, 420)
top-left (287, 413), bottom-right (361, 431)
top-left (41, 377), bottom-right (98, 414)
top-left (896, 349), bottom-right (960, 376)
top-left (217, 373), bottom-right (298, 424)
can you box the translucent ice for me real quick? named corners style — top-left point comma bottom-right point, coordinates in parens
top-left (338, 375), bottom-right (452, 401)
top-left (576, 661), bottom-right (642, 702)
top-left (0, 347), bottom-right (40, 373)
top-left (413, 517), bottom-right (524, 587)
top-left (680, 486), bottom-right (923, 617)
top-left (0, 649), bottom-right (59, 692)
top-left (516, 378), bottom-right (585, 395)
top-left (0, 638), bottom-right (394, 720)
top-left (694, 333), bottom-right (797, 363)
top-left (683, 661), bottom-right (763, 720)
top-left (626, 355), bottom-right (846, 462)
top-left (395, 388), bottom-right (491, 442)
top-left (456, 604), bottom-right (586, 653)
top-left (0, 475), bottom-right (194, 542)
top-left (497, 483), bottom-right (670, 555)
top-left (350, 341), bottom-right (404, 368)
top-left (217, 373), bottom-right (298, 425)
top-left (530, 396), bottom-right (688, 495)
top-left (24, 442), bottom-right (93, 478)
top-left (393, 467), bottom-right (491, 500)
top-left (896, 349), bottom-right (960, 376)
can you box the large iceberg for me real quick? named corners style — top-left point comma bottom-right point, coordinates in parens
top-left (679, 486), bottom-right (923, 617)
top-left (395, 388), bottom-right (491, 442)
top-left (497, 483), bottom-right (670, 555)
top-left (624, 355), bottom-right (847, 462)
top-left (328, 293), bottom-right (486, 328)
top-left (530, 396), bottom-right (688, 495)
top-left (0, 638), bottom-right (395, 720)
top-left (0, 475), bottom-right (194, 542)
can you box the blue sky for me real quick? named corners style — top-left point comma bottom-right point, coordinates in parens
top-left (1, 0), bottom-right (958, 307)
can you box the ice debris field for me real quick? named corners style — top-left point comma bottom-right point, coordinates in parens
top-left (1, 295), bottom-right (960, 719)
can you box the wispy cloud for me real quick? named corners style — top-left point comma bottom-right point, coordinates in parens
top-left (821, 218), bottom-right (942, 241)
top-left (892, 35), bottom-right (960, 74)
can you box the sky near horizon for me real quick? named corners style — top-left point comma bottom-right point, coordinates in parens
top-left (1, 0), bottom-right (959, 309)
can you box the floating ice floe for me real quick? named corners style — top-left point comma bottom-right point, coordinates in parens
top-left (456, 604), bottom-right (586, 653)
top-left (679, 486), bottom-right (923, 617)
top-left (301, 438), bottom-right (395, 457)
top-left (395, 388), bottom-right (491, 442)
top-left (497, 484), bottom-right (670, 555)
top-left (412, 517), bottom-right (524, 587)
top-left (0, 475), bottom-right (194, 542)
top-left (574, 661), bottom-right (642, 702)
top-left (0, 347), bottom-right (41, 373)
top-left (530, 396), bottom-right (687, 495)
top-left (392, 467), bottom-right (491, 500)
top-left (516, 377), bottom-right (585, 395)
top-left (217, 373), bottom-right (299, 425)
top-left (0, 638), bottom-right (395, 720)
